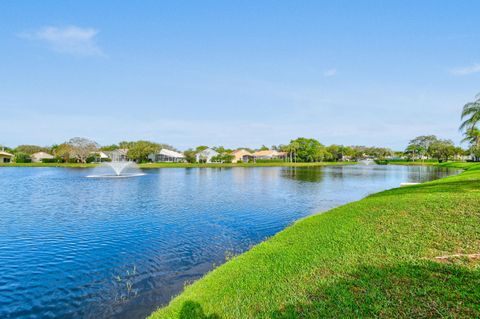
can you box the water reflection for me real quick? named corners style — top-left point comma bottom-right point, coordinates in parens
top-left (281, 167), bottom-right (325, 183)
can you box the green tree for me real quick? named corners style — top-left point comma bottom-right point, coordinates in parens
top-left (289, 138), bottom-right (326, 162)
top-left (195, 146), bottom-right (209, 152)
top-left (183, 149), bottom-right (197, 163)
top-left (14, 152), bottom-right (31, 163)
top-left (54, 143), bottom-right (72, 162)
top-left (14, 145), bottom-right (49, 155)
top-left (100, 144), bottom-right (120, 151)
top-left (428, 139), bottom-right (455, 162)
top-left (127, 141), bottom-right (160, 162)
top-left (459, 93), bottom-right (480, 133)
top-left (405, 135), bottom-right (438, 160)
top-left (462, 128), bottom-right (480, 161)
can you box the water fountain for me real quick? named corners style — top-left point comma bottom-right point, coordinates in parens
top-left (86, 161), bottom-right (146, 178)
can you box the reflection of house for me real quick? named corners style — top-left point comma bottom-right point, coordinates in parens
top-left (148, 149), bottom-right (186, 162)
top-left (253, 150), bottom-right (287, 160)
top-left (232, 149), bottom-right (253, 163)
top-left (31, 152), bottom-right (54, 163)
top-left (0, 150), bottom-right (14, 163)
top-left (104, 149), bottom-right (129, 161)
top-left (195, 148), bottom-right (218, 163)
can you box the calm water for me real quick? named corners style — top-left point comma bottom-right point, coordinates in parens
top-left (0, 165), bottom-right (457, 319)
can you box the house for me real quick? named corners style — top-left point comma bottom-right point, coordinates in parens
top-left (0, 150), bottom-right (14, 163)
top-left (252, 150), bottom-right (287, 161)
top-left (104, 149), bottom-right (129, 162)
top-left (195, 148), bottom-right (218, 163)
top-left (232, 149), bottom-right (253, 163)
top-left (31, 152), bottom-right (54, 163)
top-left (90, 151), bottom-right (110, 162)
top-left (148, 149), bottom-right (186, 162)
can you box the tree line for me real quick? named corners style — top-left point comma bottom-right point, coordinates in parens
top-left (2, 91), bottom-right (479, 164)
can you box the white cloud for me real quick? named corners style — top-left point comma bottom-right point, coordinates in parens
top-left (19, 26), bottom-right (105, 57)
top-left (323, 68), bottom-right (337, 77)
top-left (450, 63), bottom-right (480, 75)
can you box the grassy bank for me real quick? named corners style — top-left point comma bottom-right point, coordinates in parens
top-left (0, 162), bottom-right (97, 168)
top-left (0, 162), bottom-right (354, 169)
top-left (150, 162), bottom-right (480, 318)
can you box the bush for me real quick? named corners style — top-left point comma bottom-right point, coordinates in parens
top-left (42, 157), bottom-right (63, 163)
top-left (255, 159), bottom-right (286, 163)
top-left (14, 152), bottom-right (31, 163)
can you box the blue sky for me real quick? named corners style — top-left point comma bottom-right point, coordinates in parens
top-left (1, 1), bottom-right (479, 150)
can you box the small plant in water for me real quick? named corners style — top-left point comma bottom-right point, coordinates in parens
top-left (113, 265), bottom-right (139, 303)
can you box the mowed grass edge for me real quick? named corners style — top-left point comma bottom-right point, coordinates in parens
top-left (0, 162), bottom-right (354, 169)
top-left (150, 162), bottom-right (480, 318)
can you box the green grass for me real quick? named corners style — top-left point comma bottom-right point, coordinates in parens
top-left (0, 162), bottom-right (97, 168)
top-left (150, 162), bottom-right (480, 319)
top-left (0, 161), bottom-right (354, 169)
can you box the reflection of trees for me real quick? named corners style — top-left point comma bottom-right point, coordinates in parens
top-left (281, 167), bottom-right (325, 183)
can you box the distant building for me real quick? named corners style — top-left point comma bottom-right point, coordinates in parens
top-left (195, 148), bottom-right (218, 163)
top-left (104, 149), bottom-right (129, 162)
top-left (31, 152), bottom-right (54, 163)
top-left (0, 150), bottom-right (14, 163)
top-left (90, 151), bottom-right (110, 162)
top-left (232, 149), bottom-right (253, 163)
top-left (148, 149), bottom-right (186, 162)
top-left (253, 150), bottom-right (287, 161)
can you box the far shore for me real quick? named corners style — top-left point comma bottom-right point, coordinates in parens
top-left (1, 160), bottom-right (474, 169)
top-left (0, 161), bottom-right (356, 169)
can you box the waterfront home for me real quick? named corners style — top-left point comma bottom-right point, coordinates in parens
top-left (195, 148), bottom-right (218, 163)
top-left (148, 149), bottom-right (186, 162)
top-left (232, 149), bottom-right (253, 163)
top-left (253, 150), bottom-right (287, 161)
top-left (90, 151), bottom-right (110, 162)
top-left (104, 149), bottom-right (129, 162)
top-left (31, 152), bottom-right (54, 163)
top-left (0, 150), bottom-right (14, 163)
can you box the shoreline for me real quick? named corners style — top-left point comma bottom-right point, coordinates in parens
top-left (0, 161), bottom-right (356, 169)
top-left (150, 162), bottom-right (480, 318)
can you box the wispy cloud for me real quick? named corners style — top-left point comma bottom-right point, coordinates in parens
top-left (323, 68), bottom-right (337, 77)
top-left (19, 26), bottom-right (105, 57)
top-left (450, 63), bottom-right (480, 75)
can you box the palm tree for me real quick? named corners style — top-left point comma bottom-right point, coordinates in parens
top-left (459, 93), bottom-right (480, 132)
top-left (462, 127), bottom-right (480, 147)
top-left (462, 128), bottom-right (480, 161)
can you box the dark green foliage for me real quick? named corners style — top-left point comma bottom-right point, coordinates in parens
top-left (14, 152), bottom-right (31, 163)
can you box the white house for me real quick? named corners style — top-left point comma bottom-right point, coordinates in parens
top-left (31, 152), bottom-right (54, 163)
top-left (0, 150), bottom-right (14, 163)
top-left (148, 149), bottom-right (186, 162)
top-left (195, 148), bottom-right (218, 163)
top-left (104, 149), bottom-right (129, 162)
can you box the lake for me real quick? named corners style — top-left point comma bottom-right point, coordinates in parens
top-left (0, 165), bottom-right (457, 318)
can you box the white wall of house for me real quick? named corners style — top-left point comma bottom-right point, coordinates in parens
top-left (31, 152), bottom-right (54, 162)
top-left (195, 148), bottom-right (218, 163)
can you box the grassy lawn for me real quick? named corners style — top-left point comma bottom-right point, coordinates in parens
top-left (0, 162), bottom-right (97, 168)
top-left (0, 162), bottom-right (354, 169)
top-left (150, 162), bottom-right (480, 319)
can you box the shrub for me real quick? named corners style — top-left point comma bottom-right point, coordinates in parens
top-left (14, 152), bottom-right (31, 163)
top-left (42, 157), bottom-right (63, 163)
top-left (255, 159), bottom-right (286, 163)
